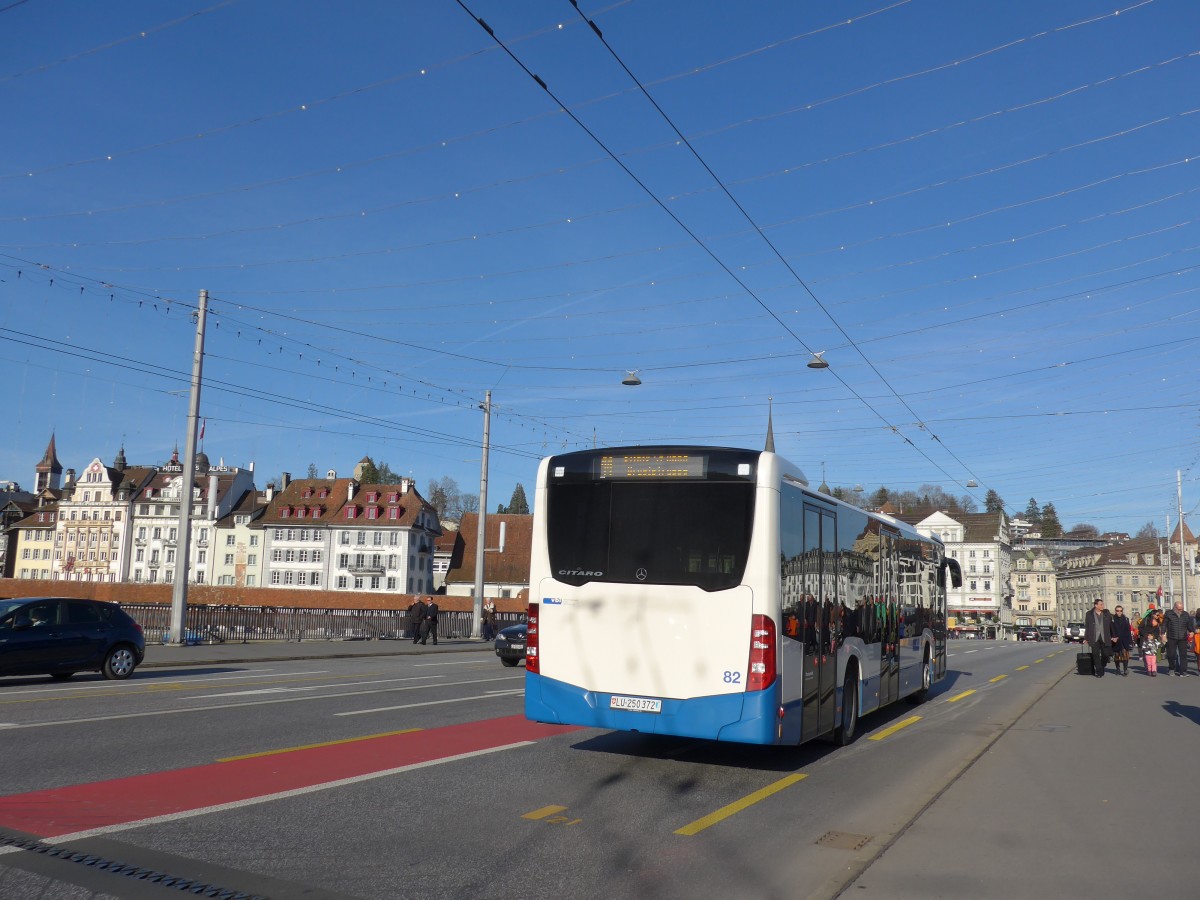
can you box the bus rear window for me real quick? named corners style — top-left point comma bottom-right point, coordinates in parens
top-left (546, 480), bottom-right (755, 591)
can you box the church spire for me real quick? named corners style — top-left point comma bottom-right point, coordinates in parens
top-left (764, 397), bottom-right (775, 453)
top-left (35, 433), bottom-right (63, 492)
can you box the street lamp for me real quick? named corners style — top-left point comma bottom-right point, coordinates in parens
top-left (622, 371), bottom-right (642, 386)
top-left (806, 352), bottom-right (829, 369)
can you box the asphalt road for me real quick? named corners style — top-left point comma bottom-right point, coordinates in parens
top-left (0, 639), bottom-right (1194, 899)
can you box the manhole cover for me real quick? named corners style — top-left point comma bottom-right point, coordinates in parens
top-left (815, 830), bottom-right (872, 851)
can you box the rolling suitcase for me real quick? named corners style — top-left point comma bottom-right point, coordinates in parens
top-left (1076, 651), bottom-right (1093, 676)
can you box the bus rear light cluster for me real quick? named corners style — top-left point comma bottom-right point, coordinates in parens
top-left (746, 614), bottom-right (777, 691)
top-left (525, 603), bottom-right (539, 674)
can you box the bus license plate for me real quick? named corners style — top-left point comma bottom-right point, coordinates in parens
top-left (609, 695), bottom-right (661, 713)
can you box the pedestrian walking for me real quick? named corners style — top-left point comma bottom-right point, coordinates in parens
top-left (1110, 605), bottom-right (1133, 676)
top-left (1162, 600), bottom-right (1195, 676)
top-left (420, 596), bottom-right (439, 645)
top-left (1084, 598), bottom-right (1112, 678)
top-left (1144, 628), bottom-right (1160, 676)
top-left (409, 597), bottom-right (427, 644)
top-left (482, 599), bottom-right (497, 642)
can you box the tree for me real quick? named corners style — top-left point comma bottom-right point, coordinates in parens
top-left (1023, 497), bottom-right (1041, 523)
top-left (1136, 521), bottom-right (1160, 539)
top-left (1068, 523), bottom-right (1100, 538)
top-left (984, 489), bottom-right (1004, 513)
top-left (306, 462), bottom-right (319, 479)
top-left (425, 476), bottom-right (479, 522)
top-left (504, 483), bottom-right (529, 515)
top-left (1040, 502), bottom-right (1062, 538)
top-left (869, 487), bottom-right (891, 508)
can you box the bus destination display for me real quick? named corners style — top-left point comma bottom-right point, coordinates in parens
top-left (597, 453), bottom-right (707, 480)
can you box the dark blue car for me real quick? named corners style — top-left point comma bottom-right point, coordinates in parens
top-left (0, 597), bottom-right (145, 681)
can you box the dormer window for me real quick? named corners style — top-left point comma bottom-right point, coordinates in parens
top-left (345, 506), bottom-right (357, 520)
top-left (388, 507), bottom-right (399, 520)
top-left (312, 507), bottom-right (323, 518)
top-left (280, 507), bottom-right (290, 519)
top-left (319, 488), bottom-right (329, 499)
top-left (296, 508), bottom-right (306, 519)
top-left (303, 488), bottom-right (313, 499)
top-left (367, 506), bottom-right (378, 520)
top-left (366, 492), bottom-right (378, 503)
top-left (388, 492), bottom-right (398, 503)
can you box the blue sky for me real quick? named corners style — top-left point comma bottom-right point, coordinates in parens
top-left (2, 0), bottom-right (1199, 533)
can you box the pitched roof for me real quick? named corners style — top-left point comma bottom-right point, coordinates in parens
top-left (444, 513), bottom-right (532, 586)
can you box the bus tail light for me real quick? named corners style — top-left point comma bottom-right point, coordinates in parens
top-left (525, 602), bottom-right (539, 674)
top-left (747, 614), bottom-right (776, 691)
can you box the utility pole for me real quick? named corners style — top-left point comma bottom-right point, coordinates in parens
top-left (471, 390), bottom-right (491, 640)
top-left (168, 290), bottom-right (208, 645)
top-left (1178, 470), bottom-right (1188, 611)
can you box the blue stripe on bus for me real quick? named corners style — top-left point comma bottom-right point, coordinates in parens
top-left (525, 671), bottom-right (781, 745)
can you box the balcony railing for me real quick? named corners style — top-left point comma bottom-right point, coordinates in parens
top-left (346, 564), bottom-right (386, 575)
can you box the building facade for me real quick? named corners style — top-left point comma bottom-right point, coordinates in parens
top-left (907, 511), bottom-right (1013, 639)
top-left (1011, 547), bottom-right (1058, 630)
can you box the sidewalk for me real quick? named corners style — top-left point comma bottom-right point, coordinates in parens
top-left (844, 652), bottom-right (1200, 897)
top-left (140, 636), bottom-right (493, 668)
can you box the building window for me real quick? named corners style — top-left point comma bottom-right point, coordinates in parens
top-left (353, 576), bottom-right (364, 589)
top-left (370, 576), bottom-right (381, 590)
top-left (387, 577), bottom-right (397, 590)
top-left (250, 535), bottom-right (259, 547)
top-left (337, 576), bottom-right (347, 589)
top-left (271, 571), bottom-right (281, 585)
top-left (247, 554), bottom-right (257, 565)
top-left (311, 572), bottom-right (320, 586)
top-left (226, 534), bottom-right (236, 546)
top-left (224, 553), bottom-right (235, 565)
top-left (246, 574), bottom-right (257, 586)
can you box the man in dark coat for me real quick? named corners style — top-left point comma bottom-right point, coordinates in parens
top-left (1162, 600), bottom-right (1196, 676)
top-left (421, 597), bottom-right (439, 646)
top-left (409, 597), bottom-right (427, 644)
top-left (1084, 598), bottom-right (1112, 678)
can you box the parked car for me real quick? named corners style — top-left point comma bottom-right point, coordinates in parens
top-left (1063, 622), bottom-right (1087, 644)
top-left (1036, 625), bottom-right (1058, 642)
top-left (494, 623), bottom-right (527, 667)
top-left (0, 597), bottom-right (145, 681)
top-left (1017, 627), bottom-right (1040, 641)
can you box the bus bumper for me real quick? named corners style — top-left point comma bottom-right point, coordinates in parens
top-left (525, 671), bottom-right (780, 745)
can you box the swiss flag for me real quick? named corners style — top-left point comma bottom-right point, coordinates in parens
top-left (199, 418), bottom-right (206, 440)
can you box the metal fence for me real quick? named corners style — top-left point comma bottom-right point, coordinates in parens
top-left (121, 604), bottom-right (525, 644)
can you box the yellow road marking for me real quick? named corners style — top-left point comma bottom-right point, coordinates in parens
top-left (946, 689), bottom-right (976, 703)
top-left (523, 805), bottom-right (568, 821)
top-left (675, 774), bottom-right (807, 836)
top-left (989, 674), bottom-right (1008, 683)
top-left (1034, 658), bottom-right (1044, 664)
top-left (868, 715), bottom-right (921, 741)
top-left (218, 728), bottom-right (422, 762)
top-left (1016, 665), bottom-right (1030, 671)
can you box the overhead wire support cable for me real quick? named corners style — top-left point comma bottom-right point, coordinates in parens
top-left (563, 0), bottom-right (992, 493)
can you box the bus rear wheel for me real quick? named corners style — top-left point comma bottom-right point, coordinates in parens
top-left (834, 672), bottom-right (858, 746)
top-left (909, 651), bottom-right (932, 704)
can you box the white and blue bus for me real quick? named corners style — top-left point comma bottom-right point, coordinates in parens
top-left (524, 446), bottom-right (961, 746)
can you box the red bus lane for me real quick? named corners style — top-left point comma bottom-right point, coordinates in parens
top-left (0, 715), bottom-right (579, 840)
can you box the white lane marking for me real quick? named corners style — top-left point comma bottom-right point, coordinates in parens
top-left (963, 649), bottom-right (978, 654)
top-left (44, 742), bottom-right (535, 844)
top-left (186, 675), bottom-right (439, 700)
top-left (337, 690), bottom-right (524, 715)
top-left (413, 659), bottom-right (495, 667)
top-left (6, 675), bottom-right (524, 729)
top-left (0, 670), bottom-right (330, 697)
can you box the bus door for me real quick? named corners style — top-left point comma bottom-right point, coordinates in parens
top-left (879, 528), bottom-right (900, 707)
top-left (800, 505), bottom-right (837, 742)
